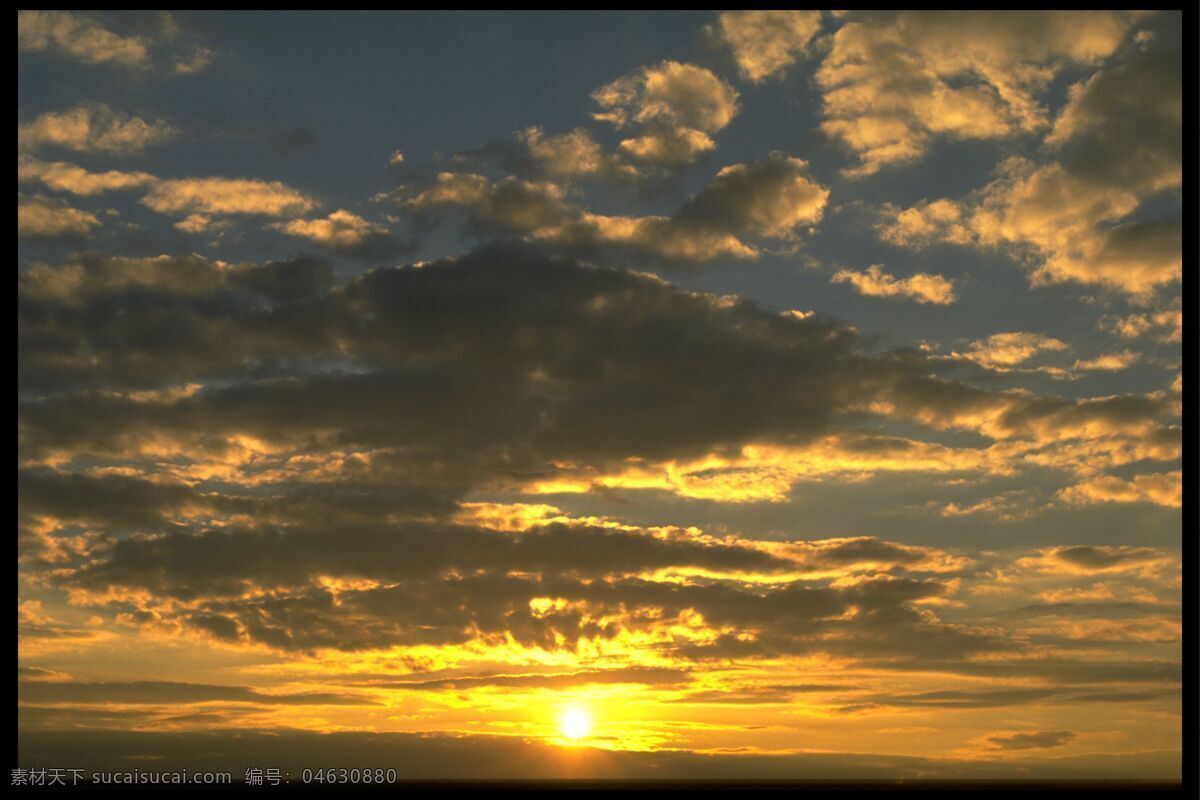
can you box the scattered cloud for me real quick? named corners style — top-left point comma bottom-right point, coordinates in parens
top-left (593, 60), bottom-right (738, 133)
top-left (831, 264), bottom-right (955, 305)
top-left (1059, 471), bottom-right (1181, 508)
top-left (593, 61), bottom-right (738, 167)
top-left (18, 11), bottom-right (214, 75)
top-left (18, 102), bottom-right (177, 155)
top-left (987, 731), bottom-right (1075, 750)
top-left (713, 11), bottom-right (824, 83)
top-left (816, 10), bottom-right (1137, 174)
top-left (18, 156), bottom-right (157, 196)
top-left (18, 11), bottom-right (150, 68)
top-left (877, 42), bottom-right (1181, 296)
top-left (18, 195), bottom-right (102, 238)
top-left (1073, 351), bottom-right (1139, 372)
top-left (275, 210), bottom-right (407, 261)
top-left (959, 332), bottom-right (1068, 369)
top-left (400, 155), bottom-right (827, 263)
top-left (877, 199), bottom-right (973, 248)
top-left (1101, 303), bottom-right (1181, 344)
top-left (15, 11), bottom-right (1182, 777)
top-left (142, 177), bottom-right (317, 218)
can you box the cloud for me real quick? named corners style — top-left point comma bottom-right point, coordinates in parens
top-left (16, 729), bottom-right (1182, 781)
top-left (971, 159), bottom-right (1181, 296)
top-left (400, 155), bottom-right (827, 263)
top-left (172, 214), bottom-right (227, 234)
top-left (12, 14), bottom-right (1187, 773)
top-left (18, 245), bottom-right (1177, 500)
top-left (1045, 41), bottom-right (1181, 195)
top-left (593, 61), bottom-right (738, 133)
top-left (274, 210), bottom-right (407, 262)
top-left (877, 199), bottom-right (974, 247)
top-left (1101, 302), bottom-right (1181, 344)
top-left (859, 688), bottom-right (1058, 710)
top-left (878, 40), bottom-right (1181, 296)
top-left (1073, 351), bottom-right (1139, 372)
top-left (675, 156), bottom-right (829, 237)
top-left (18, 11), bottom-right (148, 68)
top-left (1058, 471), bottom-right (1182, 508)
top-left (18, 156), bottom-right (157, 196)
top-left (986, 731), bottom-right (1075, 750)
top-left (17, 196), bottom-right (101, 238)
top-left (514, 127), bottom-right (614, 178)
top-left (18, 102), bottom-right (177, 155)
top-left (18, 679), bottom-right (372, 707)
top-left (17, 244), bottom-right (1180, 669)
top-left (17, 11), bottom-right (213, 75)
top-left (142, 177), bottom-right (317, 218)
top-left (52, 516), bottom-right (994, 659)
top-left (816, 11), bottom-right (1138, 174)
top-left (548, 212), bottom-right (756, 262)
top-left (592, 61), bottom-right (738, 167)
top-left (713, 11), bottom-right (823, 83)
top-left (958, 332), bottom-right (1067, 370)
top-left (523, 433), bottom-right (1004, 503)
top-left (362, 666), bottom-right (690, 692)
top-left (1018, 545), bottom-right (1175, 576)
top-left (616, 126), bottom-right (716, 167)
top-left (404, 173), bottom-right (569, 234)
top-left (831, 265), bottom-right (955, 305)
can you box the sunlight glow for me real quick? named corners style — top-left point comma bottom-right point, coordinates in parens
top-left (559, 706), bottom-right (592, 740)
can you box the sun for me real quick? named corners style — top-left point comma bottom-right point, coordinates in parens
top-left (559, 706), bottom-right (591, 740)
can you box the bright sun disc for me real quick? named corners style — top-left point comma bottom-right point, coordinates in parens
top-left (559, 707), bottom-right (591, 740)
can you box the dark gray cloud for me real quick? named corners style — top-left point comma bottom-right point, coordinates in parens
top-left (393, 154), bottom-right (828, 264)
top-left (62, 520), bottom-right (794, 600)
top-left (15, 728), bottom-right (1182, 781)
top-left (670, 683), bottom-right (847, 705)
top-left (987, 730), bottom-right (1075, 750)
top-left (1051, 44), bottom-right (1181, 196)
top-left (18, 679), bottom-right (374, 706)
top-left (1053, 545), bottom-right (1165, 571)
top-left (59, 537), bottom-right (998, 660)
top-left (20, 244), bottom-right (1169, 479)
top-left (363, 666), bottom-right (690, 692)
top-left (856, 658), bottom-right (1182, 685)
top-left (19, 243), bottom-right (1178, 666)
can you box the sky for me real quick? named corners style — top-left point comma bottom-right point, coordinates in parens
top-left (17, 10), bottom-right (1182, 782)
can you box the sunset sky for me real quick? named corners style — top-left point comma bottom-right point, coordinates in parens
top-left (17, 10), bottom-right (1182, 782)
